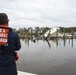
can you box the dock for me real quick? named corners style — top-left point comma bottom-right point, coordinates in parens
top-left (18, 71), bottom-right (38, 75)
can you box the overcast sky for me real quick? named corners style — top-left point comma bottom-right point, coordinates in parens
top-left (0, 0), bottom-right (76, 29)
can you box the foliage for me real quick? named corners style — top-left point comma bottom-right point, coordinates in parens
top-left (59, 27), bottom-right (76, 33)
top-left (14, 26), bottom-right (76, 38)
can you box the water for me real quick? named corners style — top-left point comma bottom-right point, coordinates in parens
top-left (17, 39), bottom-right (76, 75)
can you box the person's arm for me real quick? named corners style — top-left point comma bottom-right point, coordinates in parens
top-left (14, 34), bottom-right (21, 61)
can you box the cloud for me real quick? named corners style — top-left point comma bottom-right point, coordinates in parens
top-left (65, 0), bottom-right (76, 8)
top-left (0, 0), bottom-right (76, 28)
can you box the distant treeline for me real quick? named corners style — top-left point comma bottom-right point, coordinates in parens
top-left (14, 26), bottom-right (76, 34)
top-left (59, 27), bottom-right (76, 33)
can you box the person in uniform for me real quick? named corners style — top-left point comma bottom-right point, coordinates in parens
top-left (0, 13), bottom-right (21, 75)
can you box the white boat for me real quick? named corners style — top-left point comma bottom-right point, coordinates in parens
top-left (18, 71), bottom-right (38, 75)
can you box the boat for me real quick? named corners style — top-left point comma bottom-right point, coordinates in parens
top-left (18, 71), bottom-right (38, 75)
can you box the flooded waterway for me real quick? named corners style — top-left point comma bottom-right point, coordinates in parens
top-left (17, 38), bottom-right (76, 75)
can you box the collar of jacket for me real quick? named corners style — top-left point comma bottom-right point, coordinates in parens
top-left (0, 25), bottom-right (12, 31)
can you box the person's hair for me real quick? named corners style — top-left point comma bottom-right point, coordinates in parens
top-left (0, 13), bottom-right (9, 25)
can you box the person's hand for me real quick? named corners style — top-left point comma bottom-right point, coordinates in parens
top-left (15, 52), bottom-right (19, 61)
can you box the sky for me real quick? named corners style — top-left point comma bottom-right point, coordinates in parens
top-left (0, 0), bottom-right (76, 29)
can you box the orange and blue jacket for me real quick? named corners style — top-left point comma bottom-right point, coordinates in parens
top-left (0, 25), bottom-right (21, 65)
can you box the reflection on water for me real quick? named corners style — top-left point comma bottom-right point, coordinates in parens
top-left (21, 38), bottom-right (74, 48)
top-left (17, 38), bottom-right (76, 75)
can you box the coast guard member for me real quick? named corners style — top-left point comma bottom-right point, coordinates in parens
top-left (0, 13), bottom-right (21, 75)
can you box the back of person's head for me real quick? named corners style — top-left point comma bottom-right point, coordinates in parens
top-left (0, 13), bottom-right (9, 25)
